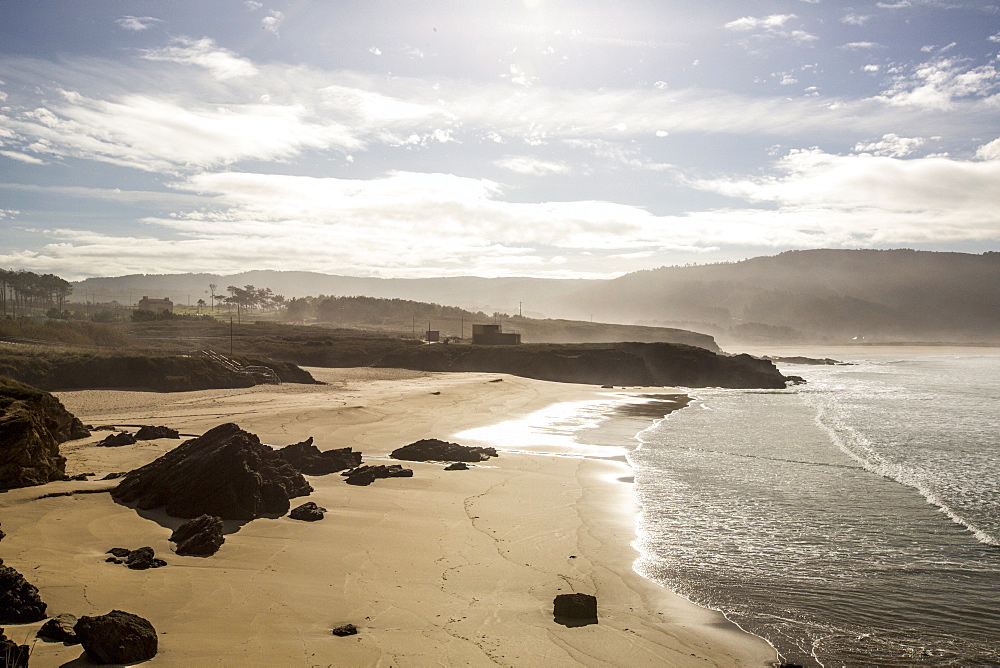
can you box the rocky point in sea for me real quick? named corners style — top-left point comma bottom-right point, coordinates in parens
top-left (0, 376), bottom-right (89, 489)
top-left (111, 423), bottom-right (312, 520)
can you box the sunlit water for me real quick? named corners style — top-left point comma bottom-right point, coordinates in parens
top-left (632, 353), bottom-right (1000, 666)
top-left (454, 353), bottom-right (1000, 666)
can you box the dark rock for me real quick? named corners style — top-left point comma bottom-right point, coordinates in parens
top-left (277, 437), bottom-right (361, 476)
top-left (134, 425), bottom-right (180, 440)
top-left (290, 501), bottom-right (326, 521)
top-left (92, 425), bottom-right (118, 431)
top-left (125, 547), bottom-right (162, 570)
top-left (170, 515), bottom-right (225, 556)
top-left (0, 523), bottom-right (4, 542)
top-left (344, 467), bottom-right (376, 486)
top-left (391, 439), bottom-right (498, 463)
top-left (111, 423), bottom-right (312, 520)
top-left (444, 462), bottom-right (469, 471)
top-left (97, 432), bottom-right (137, 447)
top-left (101, 471), bottom-right (127, 480)
top-left (786, 375), bottom-right (807, 385)
top-left (0, 564), bottom-right (47, 623)
top-left (106, 548), bottom-right (131, 558)
top-left (331, 623), bottom-right (358, 637)
top-left (553, 593), bottom-right (598, 623)
top-left (0, 627), bottom-right (29, 667)
top-left (75, 610), bottom-right (157, 664)
top-left (0, 377), bottom-right (88, 489)
top-left (66, 472), bottom-right (90, 481)
top-left (37, 613), bottom-right (79, 643)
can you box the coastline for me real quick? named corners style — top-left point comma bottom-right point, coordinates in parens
top-left (2, 369), bottom-right (776, 666)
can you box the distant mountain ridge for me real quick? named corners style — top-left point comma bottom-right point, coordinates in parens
top-left (71, 249), bottom-right (999, 344)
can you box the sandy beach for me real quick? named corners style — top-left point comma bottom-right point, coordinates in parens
top-left (1, 368), bottom-right (776, 666)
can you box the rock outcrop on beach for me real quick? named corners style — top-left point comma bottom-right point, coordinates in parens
top-left (290, 501), bottom-right (326, 521)
top-left (75, 610), bottom-right (158, 664)
top-left (96, 431), bottom-right (137, 447)
top-left (0, 564), bottom-right (47, 623)
top-left (0, 628), bottom-right (29, 667)
top-left (376, 342), bottom-right (791, 389)
top-left (444, 462), bottom-right (469, 470)
top-left (37, 613), bottom-right (79, 644)
top-left (170, 515), bottom-right (225, 556)
top-left (343, 464), bottom-right (413, 486)
top-left (105, 546), bottom-right (167, 570)
top-left (111, 423), bottom-right (312, 520)
top-left (553, 593), bottom-right (598, 624)
top-left (0, 376), bottom-right (88, 489)
top-left (276, 437), bottom-right (362, 475)
top-left (135, 425), bottom-right (180, 440)
top-left (331, 623), bottom-right (358, 637)
top-left (391, 438), bottom-right (498, 463)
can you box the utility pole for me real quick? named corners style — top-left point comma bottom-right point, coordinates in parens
top-left (519, 301), bottom-right (522, 317)
top-left (230, 317), bottom-right (234, 356)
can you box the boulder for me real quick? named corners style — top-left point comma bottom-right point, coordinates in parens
top-left (100, 471), bottom-right (127, 480)
top-left (444, 462), bottom-right (469, 471)
top-left (391, 438), bottom-right (498, 463)
top-left (0, 377), bottom-right (88, 489)
top-left (96, 432), bottom-right (137, 447)
top-left (75, 610), bottom-right (157, 664)
top-left (331, 623), bottom-right (358, 637)
top-left (111, 423), bottom-right (312, 520)
top-left (125, 547), bottom-right (166, 570)
top-left (289, 502), bottom-right (326, 522)
top-left (0, 564), bottom-right (47, 623)
top-left (170, 515), bottom-right (225, 556)
top-left (343, 464), bottom-right (413, 486)
top-left (0, 628), bottom-right (29, 667)
top-left (37, 613), bottom-right (79, 643)
top-left (553, 593), bottom-right (598, 623)
top-left (134, 425), bottom-right (180, 440)
top-left (277, 437), bottom-right (362, 475)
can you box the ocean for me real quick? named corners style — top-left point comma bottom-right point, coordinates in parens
top-left (457, 349), bottom-right (1000, 666)
top-left (630, 350), bottom-right (1000, 666)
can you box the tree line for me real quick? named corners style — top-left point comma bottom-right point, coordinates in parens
top-left (0, 269), bottom-right (73, 318)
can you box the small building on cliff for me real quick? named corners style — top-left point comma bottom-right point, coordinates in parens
top-left (472, 323), bottom-right (520, 345)
top-left (136, 296), bottom-right (174, 313)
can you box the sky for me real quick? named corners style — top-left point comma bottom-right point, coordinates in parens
top-left (0, 0), bottom-right (998, 281)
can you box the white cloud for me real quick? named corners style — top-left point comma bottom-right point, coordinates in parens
top-left (261, 11), bottom-right (284, 35)
top-left (368, 46), bottom-right (382, 56)
top-left (115, 16), bottom-right (161, 32)
top-left (990, 32), bottom-right (1000, 43)
top-left (0, 149), bottom-right (46, 164)
top-left (141, 37), bottom-right (259, 80)
top-left (878, 57), bottom-right (1000, 109)
top-left (842, 13), bottom-right (872, 25)
top-left (245, 1), bottom-right (263, 10)
top-left (976, 137), bottom-right (1000, 160)
top-left (840, 42), bottom-right (882, 50)
top-left (853, 133), bottom-right (925, 157)
top-left (877, 1), bottom-right (911, 7)
top-left (494, 156), bottom-right (571, 176)
top-left (687, 148), bottom-right (1000, 244)
top-left (862, 64), bottom-right (881, 73)
top-left (725, 14), bottom-right (797, 31)
top-left (724, 14), bottom-right (818, 49)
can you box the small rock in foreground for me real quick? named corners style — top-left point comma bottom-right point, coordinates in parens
top-left (37, 613), bottom-right (79, 644)
top-left (170, 514), bottom-right (225, 556)
top-left (444, 462), bottom-right (469, 471)
top-left (343, 464), bottom-right (413, 486)
top-left (290, 502), bottom-right (326, 521)
top-left (0, 564), bottom-right (47, 623)
top-left (331, 623), bottom-right (358, 637)
top-left (75, 610), bottom-right (157, 664)
top-left (553, 593), bottom-right (598, 624)
top-left (104, 547), bottom-right (166, 569)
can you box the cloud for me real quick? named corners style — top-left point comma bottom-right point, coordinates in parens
top-left (876, 1), bottom-right (911, 7)
top-left (141, 37), bottom-right (259, 80)
top-left (841, 13), bottom-right (872, 25)
top-left (687, 148), bottom-right (1000, 244)
top-left (494, 156), bottom-right (571, 176)
top-left (724, 14), bottom-right (819, 50)
top-left (245, 1), bottom-right (263, 10)
top-left (853, 133), bottom-right (925, 157)
top-left (878, 57), bottom-right (1000, 109)
top-left (115, 16), bottom-right (161, 32)
top-left (725, 14), bottom-right (797, 31)
top-left (976, 137), bottom-right (1000, 160)
top-left (0, 93), bottom-right (359, 172)
top-left (840, 42), bottom-right (882, 50)
top-left (990, 32), bottom-right (1000, 43)
top-left (0, 149), bottom-right (46, 164)
top-left (368, 46), bottom-right (382, 56)
top-left (261, 11), bottom-right (284, 35)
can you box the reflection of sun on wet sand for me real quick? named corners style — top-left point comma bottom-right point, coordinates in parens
top-left (3, 368), bottom-right (775, 666)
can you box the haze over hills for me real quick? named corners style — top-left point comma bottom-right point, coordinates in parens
top-left (71, 250), bottom-right (999, 345)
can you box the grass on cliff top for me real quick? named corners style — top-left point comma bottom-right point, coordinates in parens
top-left (0, 319), bottom-right (127, 347)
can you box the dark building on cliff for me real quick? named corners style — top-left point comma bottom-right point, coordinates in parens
top-left (472, 324), bottom-right (521, 345)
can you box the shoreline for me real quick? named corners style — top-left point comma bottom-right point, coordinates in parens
top-left (3, 369), bottom-right (776, 666)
